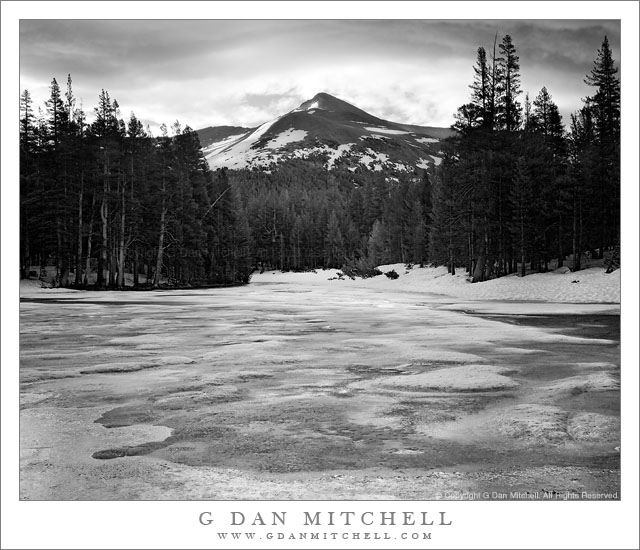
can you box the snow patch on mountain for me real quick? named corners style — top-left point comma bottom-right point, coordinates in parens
top-left (359, 149), bottom-right (389, 171)
top-left (266, 128), bottom-right (308, 149)
top-left (416, 137), bottom-right (440, 144)
top-left (364, 127), bottom-right (410, 135)
top-left (205, 117), bottom-right (282, 169)
top-left (326, 143), bottom-right (355, 169)
top-left (306, 101), bottom-right (320, 110)
top-left (201, 133), bottom-right (248, 156)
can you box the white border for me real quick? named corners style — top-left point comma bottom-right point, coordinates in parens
top-left (2, 2), bottom-right (638, 549)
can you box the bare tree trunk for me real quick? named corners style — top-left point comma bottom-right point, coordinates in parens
top-left (520, 213), bottom-right (526, 277)
top-left (132, 250), bottom-right (139, 287)
top-left (153, 177), bottom-right (167, 288)
top-left (472, 223), bottom-right (489, 283)
top-left (97, 156), bottom-right (109, 289)
top-left (75, 171), bottom-right (84, 285)
top-left (21, 211), bottom-right (30, 279)
top-left (117, 178), bottom-right (126, 289)
top-left (84, 190), bottom-right (96, 286)
top-left (572, 190), bottom-right (581, 272)
top-left (56, 218), bottom-right (64, 287)
top-left (97, 196), bottom-right (108, 288)
top-left (448, 224), bottom-right (455, 276)
top-left (557, 216), bottom-right (564, 269)
top-left (153, 207), bottom-right (166, 288)
top-left (108, 234), bottom-right (117, 287)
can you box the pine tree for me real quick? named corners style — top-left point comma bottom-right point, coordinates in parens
top-left (45, 78), bottom-right (67, 146)
top-left (583, 36), bottom-right (621, 257)
top-left (20, 90), bottom-right (35, 154)
top-left (584, 36), bottom-right (620, 145)
top-left (20, 89), bottom-right (36, 278)
top-left (497, 35), bottom-right (522, 132)
top-left (470, 46), bottom-right (491, 128)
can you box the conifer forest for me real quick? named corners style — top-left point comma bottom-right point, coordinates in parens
top-left (19, 35), bottom-right (620, 289)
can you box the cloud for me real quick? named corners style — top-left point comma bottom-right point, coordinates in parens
top-left (19, 20), bottom-right (621, 132)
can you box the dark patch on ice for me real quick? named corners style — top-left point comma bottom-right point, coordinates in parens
top-left (477, 313), bottom-right (620, 341)
top-left (236, 373), bottom-right (274, 382)
top-left (347, 364), bottom-right (408, 378)
top-left (92, 441), bottom-right (167, 460)
top-left (95, 406), bottom-right (158, 428)
top-left (79, 362), bottom-right (161, 374)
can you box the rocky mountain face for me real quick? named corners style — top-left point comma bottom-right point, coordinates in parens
top-left (196, 92), bottom-right (454, 173)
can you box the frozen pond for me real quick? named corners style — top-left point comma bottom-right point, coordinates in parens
top-left (19, 278), bottom-right (620, 500)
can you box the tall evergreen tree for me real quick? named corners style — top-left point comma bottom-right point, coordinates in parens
top-left (584, 36), bottom-right (621, 145)
top-left (470, 46), bottom-right (491, 128)
top-left (496, 35), bottom-right (522, 132)
top-left (582, 36), bottom-right (621, 257)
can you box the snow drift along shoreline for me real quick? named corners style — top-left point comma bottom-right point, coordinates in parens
top-left (252, 264), bottom-right (620, 305)
top-left (20, 264), bottom-right (620, 306)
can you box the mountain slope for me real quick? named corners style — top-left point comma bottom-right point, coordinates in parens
top-left (197, 92), bottom-right (455, 172)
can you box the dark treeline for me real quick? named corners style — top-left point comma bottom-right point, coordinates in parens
top-left (430, 34), bottom-right (620, 280)
top-left (229, 163), bottom-right (431, 273)
top-left (20, 35), bottom-right (619, 287)
top-left (20, 78), bottom-right (252, 288)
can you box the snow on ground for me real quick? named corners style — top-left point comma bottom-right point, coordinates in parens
top-left (252, 263), bottom-right (620, 307)
top-left (364, 126), bottom-right (409, 135)
top-left (393, 162), bottom-right (410, 172)
top-left (325, 143), bottom-right (354, 169)
top-left (358, 148), bottom-right (389, 171)
top-left (201, 133), bottom-right (248, 156)
top-left (205, 116), bottom-right (281, 169)
top-left (265, 128), bottom-right (307, 149)
top-left (415, 137), bottom-right (440, 144)
top-left (22, 263), bottom-right (620, 311)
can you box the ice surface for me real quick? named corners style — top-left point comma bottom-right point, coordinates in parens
top-left (18, 260), bottom-right (621, 501)
top-left (568, 412), bottom-right (620, 442)
top-left (374, 365), bottom-right (519, 392)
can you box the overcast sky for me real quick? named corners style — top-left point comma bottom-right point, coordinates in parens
top-left (19, 19), bottom-right (620, 133)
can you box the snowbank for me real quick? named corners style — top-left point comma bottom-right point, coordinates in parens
top-left (252, 263), bottom-right (620, 305)
top-left (20, 263), bottom-right (620, 307)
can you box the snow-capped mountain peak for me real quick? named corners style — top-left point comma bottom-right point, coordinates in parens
top-left (197, 93), bottom-right (455, 172)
